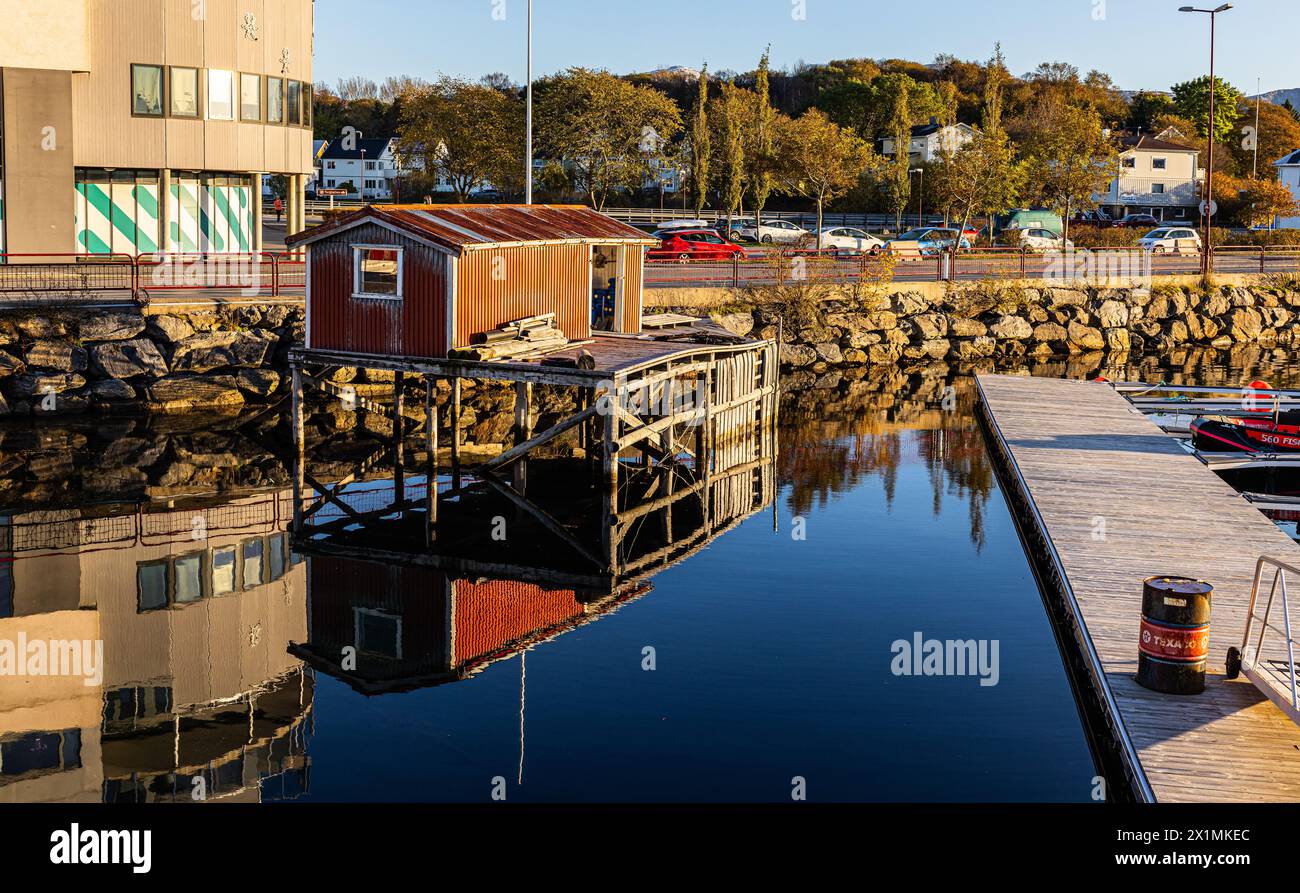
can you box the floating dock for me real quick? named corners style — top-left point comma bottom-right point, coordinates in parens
top-left (978, 374), bottom-right (1300, 803)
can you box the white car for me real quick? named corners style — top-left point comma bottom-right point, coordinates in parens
top-left (817, 226), bottom-right (885, 255)
top-left (655, 218), bottom-right (714, 232)
top-left (1137, 227), bottom-right (1202, 255)
top-left (1016, 228), bottom-right (1074, 252)
top-left (732, 218), bottom-right (811, 244)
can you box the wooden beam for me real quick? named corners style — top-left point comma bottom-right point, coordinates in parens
top-left (478, 471), bottom-right (606, 569)
top-left (425, 376), bottom-right (437, 543)
top-left (513, 381), bottom-right (533, 495)
top-left (393, 372), bottom-right (405, 516)
top-left (451, 377), bottom-right (462, 491)
top-left (478, 403), bottom-right (601, 474)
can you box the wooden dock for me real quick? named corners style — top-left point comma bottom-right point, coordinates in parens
top-left (978, 374), bottom-right (1300, 803)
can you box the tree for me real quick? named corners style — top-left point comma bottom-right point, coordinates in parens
top-left (715, 81), bottom-right (746, 230)
top-left (942, 130), bottom-right (1025, 243)
top-left (397, 76), bottom-right (524, 202)
top-left (1171, 75), bottom-right (1244, 143)
top-left (335, 77), bottom-right (379, 101)
top-left (773, 109), bottom-right (877, 248)
top-left (1023, 104), bottom-right (1119, 241)
top-left (688, 65), bottom-right (710, 215)
top-left (536, 68), bottom-right (682, 209)
top-left (883, 74), bottom-right (913, 232)
top-left (745, 48), bottom-right (777, 228)
top-left (1227, 99), bottom-right (1300, 177)
top-left (1238, 177), bottom-right (1300, 229)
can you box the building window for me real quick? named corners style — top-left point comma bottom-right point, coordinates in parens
top-left (240, 73), bottom-right (261, 121)
top-left (138, 561), bottom-right (168, 612)
top-left (242, 538), bottom-right (264, 589)
top-left (169, 67), bottom-right (199, 117)
top-left (212, 546), bottom-right (236, 595)
top-left (1152, 158), bottom-right (1167, 170)
top-left (207, 69), bottom-right (234, 120)
top-left (355, 608), bottom-right (402, 659)
top-left (1122, 157), bottom-right (1136, 169)
top-left (305, 84), bottom-right (313, 128)
top-left (353, 247), bottom-right (403, 298)
top-left (131, 64), bottom-right (164, 117)
top-left (268, 534), bottom-right (287, 581)
top-left (267, 76), bottom-right (284, 123)
top-left (1152, 183), bottom-right (1165, 194)
top-left (173, 553), bottom-right (204, 603)
top-left (287, 80), bottom-right (302, 126)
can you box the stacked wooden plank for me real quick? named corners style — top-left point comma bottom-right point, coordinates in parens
top-left (451, 312), bottom-right (569, 361)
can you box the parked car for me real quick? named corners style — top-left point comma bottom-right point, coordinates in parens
top-left (647, 228), bottom-right (748, 262)
top-left (998, 209), bottom-right (1064, 237)
top-left (1111, 213), bottom-right (1161, 229)
top-left (732, 218), bottom-right (812, 244)
top-left (655, 218), bottom-right (715, 232)
top-left (1016, 228), bottom-right (1076, 252)
top-left (1137, 227), bottom-right (1202, 255)
top-left (816, 226), bottom-right (885, 255)
top-left (884, 227), bottom-right (971, 257)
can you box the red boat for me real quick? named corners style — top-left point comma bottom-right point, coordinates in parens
top-left (1191, 412), bottom-right (1300, 453)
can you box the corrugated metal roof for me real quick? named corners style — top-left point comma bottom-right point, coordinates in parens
top-left (287, 204), bottom-right (658, 252)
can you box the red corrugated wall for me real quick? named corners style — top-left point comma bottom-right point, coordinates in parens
top-left (451, 580), bottom-right (582, 667)
top-left (454, 243), bottom-right (591, 348)
top-left (307, 222), bottom-right (449, 358)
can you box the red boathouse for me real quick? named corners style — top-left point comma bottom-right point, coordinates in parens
top-left (286, 204), bottom-right (657, 359)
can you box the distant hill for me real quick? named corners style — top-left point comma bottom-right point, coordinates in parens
top-left (1257, 88), bottom-right (1300, 108)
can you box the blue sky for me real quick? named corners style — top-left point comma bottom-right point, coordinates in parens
top-left (315, 0), bottom-right (1300, 95)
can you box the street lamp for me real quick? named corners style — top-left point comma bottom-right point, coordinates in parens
top-left (910, 167), bottom-right (924, 227)
top-left (1179, 3), bottom-right (1232, 278)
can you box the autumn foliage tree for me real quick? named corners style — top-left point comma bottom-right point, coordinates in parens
top-left (773, 109), bottom-right (877, 249)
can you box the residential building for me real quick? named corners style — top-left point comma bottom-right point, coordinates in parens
top-left (1095, 132), bottom-right (1203, 223)
top-left (879, 119), bottom-right (976, 163)
top-left (318, 137), bottom-right (403, 201)
top-left (0, 0), bottom-right (316, 257)
top-left (1274, 149), bottom-right (1300, 229)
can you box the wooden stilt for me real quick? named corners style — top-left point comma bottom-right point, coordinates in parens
top-left (425, 376), bottom-right (437, 544)
top-left (291, 364), bottom-right (305, 533)
top-left (393, 372), bottom-right (405, 515)
top-left (451, 377), bottom-right (462, 491)
top-left (601, 386), bottom-right (620, 573)
top-left (513, 381), bottom-right (532, 496)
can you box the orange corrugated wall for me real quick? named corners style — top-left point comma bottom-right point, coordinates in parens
top-left (451, 580), bottom-right (581, 666)
top-left (454, 243), bottom-right (592, 347)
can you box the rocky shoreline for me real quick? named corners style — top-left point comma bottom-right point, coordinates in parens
top-left (702, 279), bottom-right (1300, 371)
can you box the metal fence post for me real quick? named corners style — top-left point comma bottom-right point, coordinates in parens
top-left (732, 254), bottom-right (740, 288)
top-left (272, 253), bottom-right (280, 297)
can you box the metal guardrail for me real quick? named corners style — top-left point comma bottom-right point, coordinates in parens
top-left (0, 252), bottom-right (306, 303)
top-left (1232, 556), bottom-right (1300, 726)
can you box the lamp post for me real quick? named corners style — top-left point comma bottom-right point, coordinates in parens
top-left (910, 167), bottom-right (924, 227)
top-left (525, 0), bottom-right (533, 204)
top-left (1179, 3), bottom-right (1232, 278)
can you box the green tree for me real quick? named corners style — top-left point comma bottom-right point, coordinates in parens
top-left (397, 76), bottom-right (524, 202)
top-left (883, 75), bottom-right (913, 232)
top-left (715, 81), bottom-right (747, 230)
top-left (773, 109), bottom-right (878, 249)
top-left (745, 48), bottom-right (777, 228)
top-left (536, 68), bottom-right (682, 209)
top-left (1023, 104), bottom-right (1119, 241)
top-left (1171, 75), bottom-right (1244, 143)
top-left (688, 65), bottom-right (711, 216)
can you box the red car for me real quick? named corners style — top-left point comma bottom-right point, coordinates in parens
top-left (647, 228), bottom-right (748, 262)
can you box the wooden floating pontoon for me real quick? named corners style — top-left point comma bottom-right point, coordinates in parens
top-left (978, 374), bottom-right (1300, 803)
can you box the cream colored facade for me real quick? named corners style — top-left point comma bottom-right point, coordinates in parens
top-left (0, 0), bottom-right (314, 257)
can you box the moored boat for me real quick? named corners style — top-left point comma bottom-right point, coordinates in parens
top-left (1190, 411), bottom-right (1300, 453)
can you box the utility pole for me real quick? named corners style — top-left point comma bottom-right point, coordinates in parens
top-left (525, 0), bottom-right (533, 204)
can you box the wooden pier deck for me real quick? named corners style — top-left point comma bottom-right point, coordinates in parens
top-left (978, 374), bottom-right (1300, 803)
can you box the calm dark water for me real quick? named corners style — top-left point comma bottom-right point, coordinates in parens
top-left (5, 347), bottom-right (1300, 803)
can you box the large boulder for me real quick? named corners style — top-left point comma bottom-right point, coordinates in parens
top-left (90, 379), bottom-right (137, 402)
top-left (948, 318), bottom-right (987, 338)
top-left (1067, 322), bottom-right (1105, 351)
top-left (236, 368), bottom-right (281, 398)
top-left (0, 349), bottom-right (26, 378)
top-left (171, 330), bottom-right (275, 372)
top-left (989, 315), bottom-right (1033, 340)
top-left (8, 372), bottom-right (85, 397)
top-left (91, 338), bottom-right (168, 379)
top-left (145, 375), bottom-right (245, 413)
top-left (1033, 322), bottom-right (1069, 343)
top-left (813, 342), bottom-right (843, 364)
top-left (1096, 299), bottom-right (1129, 328)
top-left (80, 311), bottom-right (146, 342)
top-left (1228, 308), bottom-right (1263, 343)
top-left (146, 314), bottom-right (196, 345)
top-left (711, 312), bottom-right (754, 337)
top-left (24, 340), bottom-right (87, 373)
top-left (779, 343), bottom-right (817, 367)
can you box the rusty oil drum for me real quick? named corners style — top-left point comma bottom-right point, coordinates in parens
top-left (1136, 576), bottom-right (1212, 695)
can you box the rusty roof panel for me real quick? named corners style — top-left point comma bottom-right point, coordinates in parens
top-left (288, 204), bottom-right (657, 251)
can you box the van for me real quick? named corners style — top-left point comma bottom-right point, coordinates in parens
top-left (998, 209), bottom-right (1063, 237)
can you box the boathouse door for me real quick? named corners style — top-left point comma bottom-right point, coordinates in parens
top-left (591, 244), bottom-right (623, 331)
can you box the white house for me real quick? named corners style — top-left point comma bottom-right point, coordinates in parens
top-left (1095, 132), bottom-right (1203, 223)
top-left (879, 119), bottom-right (976, 163)
top-left (1275, 149), bottom-right (1300, 229)
top-left (318, 137), bottom-right (403, 201)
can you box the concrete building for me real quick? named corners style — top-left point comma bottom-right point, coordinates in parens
top-left (879, 119), bottom-right (976, 163)
top-left (1274, 149), bottom-right (1300, 229)
top-left (0, 0), bottom-right (315, 259)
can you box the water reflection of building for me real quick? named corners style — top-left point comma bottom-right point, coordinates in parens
top-left (0, 489), bottom-right (313, 803)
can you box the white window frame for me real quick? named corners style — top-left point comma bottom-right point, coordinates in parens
top-left (207, 69), bottom-right (235, 121)
top-left (1152, 157), bottom-right (1167, 170)
top-left (352, 244), bottom-right (404, 300)
top-left (354, 607), bottom-right (403, 659)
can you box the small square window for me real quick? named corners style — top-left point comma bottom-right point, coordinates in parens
top-left (170, 67), bottom-right (199, 117)
top-left (353, 247), bottom-right (402, 298)
top-left (1152, 183), bottom-right (1165, 194)
top-left (1152, 158), bottom-right (1167, 170)
top-left (1122, 157), bottom-right (1136, 168)
top-left (138, 561), bottom-right (168, 612)
top-left (132, 64), bottom-right (164, 117)
top-left (240, 73), bottom-right (261, 122)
